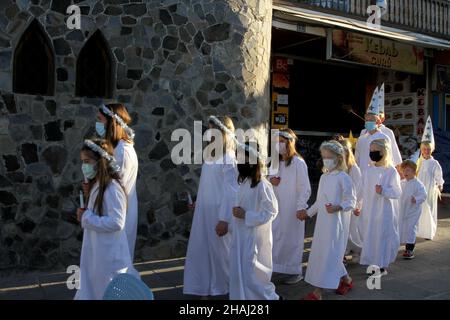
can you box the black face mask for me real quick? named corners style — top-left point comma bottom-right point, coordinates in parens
top-left (369, 151), bottom-right (383, 162)
top-left (237, 163), bottom-right (255, 178)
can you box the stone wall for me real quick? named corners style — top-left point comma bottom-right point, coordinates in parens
top-left (0, 0), bottom-right (272, 271)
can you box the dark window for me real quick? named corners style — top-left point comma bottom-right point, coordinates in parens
top-left (13, 19), bottom-right (55, 96)
top-left (76, 30), bottom-right (114, 98)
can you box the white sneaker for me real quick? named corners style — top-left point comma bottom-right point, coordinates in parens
top-left (284, 274), bottom-right (304, 285)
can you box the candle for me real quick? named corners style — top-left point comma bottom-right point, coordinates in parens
top-left (79, 190), bottom-right (85, 208)
top-left (187, 192), bottom-right (193, 206)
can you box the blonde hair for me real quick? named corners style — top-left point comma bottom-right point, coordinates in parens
top-left (320, 140), bottom-right (347, 173)
top-left (209, 116), bottom-right (235, 153)
top-left (279, 128), bottom-right (301, 166)
top-left (336, 137), bottom-right (356, 173)
top-left (370, 139), bottom-right (393, 168)
top-left (417, 141), bottom-right (434, 174)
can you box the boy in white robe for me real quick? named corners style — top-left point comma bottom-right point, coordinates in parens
top-left (298, 141), bottom-right (356, 300)
top-left (416, 117), bottom-right (445, 240)
top-left (230, 142), bottom-right (279, 300)
top-left (398, 160), bottom-right (427, 259)
top-left (183, 116), bottom-right (238, 297)
top-left (75, 139), bottom-right (137, 300)
top-left (356, 139), bottom-right (401, 276)
top-left (269, 128), bottom-right (311, 284)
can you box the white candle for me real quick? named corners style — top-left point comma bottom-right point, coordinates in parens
top-left (79, 190), bottom-right (85, 208)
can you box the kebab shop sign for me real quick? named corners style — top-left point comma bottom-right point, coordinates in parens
top-left (328, 30), bottom-right (424, 74)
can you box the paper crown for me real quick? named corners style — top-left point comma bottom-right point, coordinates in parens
top-left (367, 87), bottom-right (379, 115)
top-left (421, 116), bottom-right (435, 147)
top-left (378, 83), bottom-right (385, 114)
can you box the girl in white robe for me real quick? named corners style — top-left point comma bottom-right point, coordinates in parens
top-left (398, 160), bottom-right (427, 259)
top-left (269, 128), bottom-right (311, 284)
top-left (336, 137), bottom-right (363, 258)
top-left (183, 116), bottom-right (238, 297)
top-left (75, 139), bottom-right (137, 300)
top-left (230, 142), bottom-right (279, 300)
top-left (356, 139), bottom-right (401, 274)
top-left (416, 141), bottom-right (445, 240)
top-left (95, 104), bottom-right (138, 265)
top-left (298, 140), bottom-right (356, 300)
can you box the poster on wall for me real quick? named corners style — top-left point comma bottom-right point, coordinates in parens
top-left (271, 57), bottom-right (291, 129)
top-left (381, 70), bottom-right (426, 159)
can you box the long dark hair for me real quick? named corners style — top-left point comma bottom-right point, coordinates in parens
top-left (81, 139), bottom-right (122, 216)
top-left (237, 142), bottom-right (262, 188)
top-left (99, 103), bottom-right (133, 148)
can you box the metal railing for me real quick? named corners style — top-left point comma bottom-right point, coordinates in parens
top-left (283, 0), bottom-right (450, 39)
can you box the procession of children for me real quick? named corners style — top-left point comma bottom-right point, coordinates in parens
top-left (73, 83), bottom-right (445, 300)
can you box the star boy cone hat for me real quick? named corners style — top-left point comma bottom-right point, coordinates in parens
top-left (367, 87), bottom-right (379, 115)
top-left (421, 116), bottom-right (435, 148)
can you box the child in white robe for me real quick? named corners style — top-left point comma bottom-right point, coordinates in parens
top-left (75, 139), bottom-right (137, 300)
top-left (356, 139), bottom-right (401, 275)
top-left (398, 160), bottom-right (427, 259)
top-left (92, 104), bottom-right (139, 267)
top-left (298, 140), bottom-right (356, 300)
top-left (230, 142), bottom-right (279, 300)
top-left (336, 137), bottom-right (363, 260)
top-left (183, 116), bottom-right (238, 297)
top-left (269, 128), bottom-right (311, 284)
top-left (416, 141), bottom-right (445, 240)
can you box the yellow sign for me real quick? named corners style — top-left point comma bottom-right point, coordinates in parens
top-left (271, 92), bottom-right (289, 129)
top-left (328, 30), bottom-right (424, 74)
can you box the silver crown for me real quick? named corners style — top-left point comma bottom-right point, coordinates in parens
top-left (84, 139), bottom-right (121, 173)
top-left (101, 104), bottom-right (135, 140)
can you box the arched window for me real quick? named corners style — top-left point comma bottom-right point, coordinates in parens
top-left (76, 30), bottom-right (114, 98)
top-left (13, 19), bottom-right (55, 96)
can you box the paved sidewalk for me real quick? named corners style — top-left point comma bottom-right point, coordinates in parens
top-left (1, 203), bottom-right (449, 300)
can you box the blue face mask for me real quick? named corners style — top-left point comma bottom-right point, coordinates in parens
top-left (365, 121), bottom-right (377, 132)
top-left (82, 163), bottom-right (97, 180)
top-left (95, 122), bottom-right (106, 137)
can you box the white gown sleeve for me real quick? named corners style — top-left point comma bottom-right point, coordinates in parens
top-left (339, 174), bottom-right (357, 212)
top-left (114, 142), bottom-right (126, 179)
top-left (434, 160), bottom-right (445, 188)
top-left (414, 180), bottom-right (427, 205)
top-left (81, 183), bottom-right (127, 233)
top-left (356, 170), bottom-right (366, 209)
top-left (245, 181), bottom-right (278, 227)
top-left (295, 158), bottom-right (311, 211)
top-left (219, 160), bottom-right (238, 223)
top-left (355, 137), bottom-right (362, 166)
top-left (386, 129), bottom-right (402, 166)
top-left (381, 167), bottom-right (402, 200)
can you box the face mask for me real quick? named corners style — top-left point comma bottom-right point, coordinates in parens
top-left (237, 163), bottom-right (255, 178)
top-left (322, 158), bottom-right (337, 171)
top-left (82, 163), bottom-right (97, 180)
top-left (365, 121), bottom-right (377, 132)
top-left (275, 142), bottom-right (287, 155)
top-left (95, 122), bottom-right (106, 137)
top-left (369, 151), bottom-right (383, 162)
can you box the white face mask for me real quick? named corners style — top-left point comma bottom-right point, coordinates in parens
top-left (323, 158), bottom-right (337, 171)
top-left (275, 142), bottom-right (287, 155)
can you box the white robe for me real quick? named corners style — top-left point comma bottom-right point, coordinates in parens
top-left (305, 171), bottom-right (356, 289)
top-left (417, 157), bottom-right (445, 240)
top-left (358, 165), bottom-right (401, 268)
top-left (229, 178), bottom-right (279, 300)
top-left (183, 153), bottom-right (238, 296)
top-left (399, 178), bottom-right (427, 244)
top-left (355, 130), bottom-right (391, 173)
top-left (75, 180), bottom-right (138, 300)
top-left (360, 125), bottom-right (402, 167)
top-left (114, 140), bottom-right (138, 262)
top-left (347, 164), bottom-right (363, 253)
top-left (270, 156), bottom-right (311, 275)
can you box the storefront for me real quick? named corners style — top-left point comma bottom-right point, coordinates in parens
top-left (269, 4), bottom-right (449, 184)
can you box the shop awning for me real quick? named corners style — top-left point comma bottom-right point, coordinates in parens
top-left (273, 2), bottom-right (450, 50)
